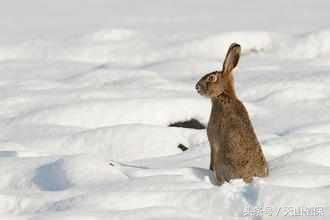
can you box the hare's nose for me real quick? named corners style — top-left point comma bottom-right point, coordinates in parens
top-left (195, 84), bottom-right (201, 92)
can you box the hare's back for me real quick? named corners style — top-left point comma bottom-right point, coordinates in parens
top-left (224, 100), bottom-right (261, 153)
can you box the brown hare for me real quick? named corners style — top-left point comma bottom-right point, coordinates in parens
top-left (195, 43), bottom-right (268, 185)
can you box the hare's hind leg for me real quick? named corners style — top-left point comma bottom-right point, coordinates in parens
top-left (256, 165), bottom-right (268, 177)
top-left (256, 157), bottom-right (268, 177)
top-left (242, 166), bottom-right (254, 183)
top-left (254, 147), bottom-right (268, 177)
top-left (240, 160), bottom-right (255, 183)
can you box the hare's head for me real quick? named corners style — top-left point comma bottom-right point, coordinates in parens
top-left (195, 43), bottom-right (241, 98)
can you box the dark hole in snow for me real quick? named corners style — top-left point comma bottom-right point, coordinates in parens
top-left (169, 118), bottom-right (205, 129)
top-left (178, 144), bottom-right (188, 151)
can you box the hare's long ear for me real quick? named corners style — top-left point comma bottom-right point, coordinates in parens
top-left (222, 43), bottom-right (241, 74)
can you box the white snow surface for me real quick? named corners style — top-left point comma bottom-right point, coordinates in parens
top-left (1, 0), bottom-right (330, 219)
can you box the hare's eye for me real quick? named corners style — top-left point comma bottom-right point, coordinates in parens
top-left (208, 75), bottom-right (217, 82)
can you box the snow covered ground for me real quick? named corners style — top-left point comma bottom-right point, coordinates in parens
top-left (1, 0), bottom-right (330, 219)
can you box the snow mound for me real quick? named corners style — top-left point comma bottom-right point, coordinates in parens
top-left (0, 30), bottom-right (274, 66)
top-left (279, 29), bottom-right (330, 59)
top-left (13, 125), bottom-right (205, 161)
top-left (13, 98), bottom-right (209, 128)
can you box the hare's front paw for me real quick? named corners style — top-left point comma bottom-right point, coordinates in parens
top-left (214, 176), bottom-right (225, 186)
top-left (213, 171), bottom-right (225, 186)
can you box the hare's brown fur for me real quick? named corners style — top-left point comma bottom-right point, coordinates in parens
top-left (196, 43), bottom-right (268, 185)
